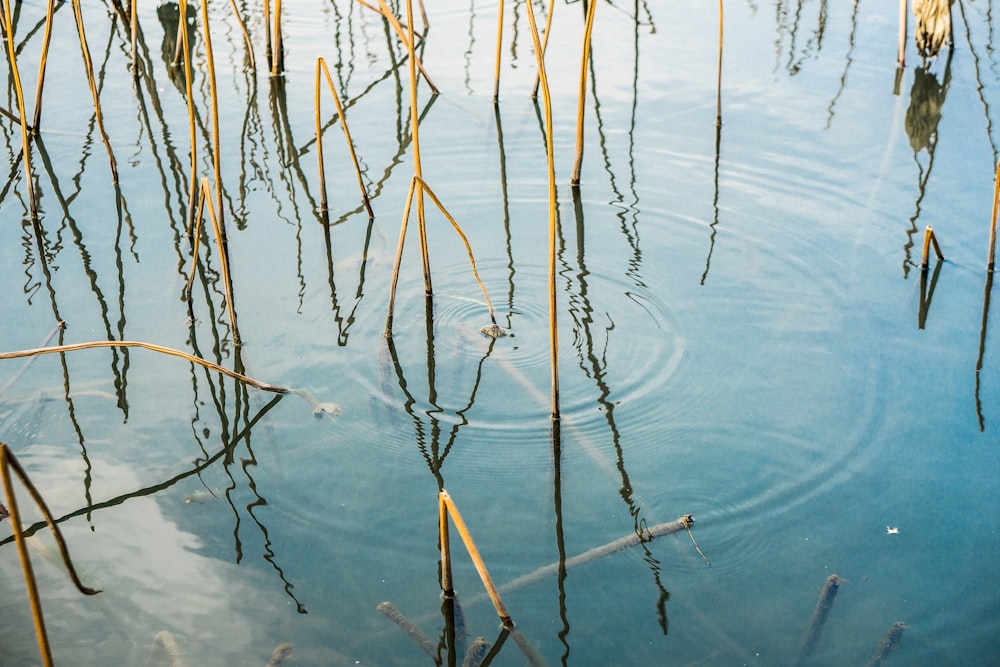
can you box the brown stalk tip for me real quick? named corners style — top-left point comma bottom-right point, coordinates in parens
top-left (480, 323), bottom-right (507, 339)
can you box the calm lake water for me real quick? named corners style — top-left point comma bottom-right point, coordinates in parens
top-left (1, 0), bottom-right (998, 665)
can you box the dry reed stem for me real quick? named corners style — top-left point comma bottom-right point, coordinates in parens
top-left (439, 492), bottom-right (454, 595)
top-left (315, 57), bottom-right (374, 218)
top-left (186, 177), bottom-right (241, 346)
top-left (716, 0), bottom-right (723, 127)
top-left (403, 0), bottom-right (432, 295)
top-left (920, 225), bottom-right (945, 269)
top-left (263, 0), bottom-right (272, 67)
top-left (272, 0), bottom-right (284, 76)
top-left (1, 443), bottom-right (102, 667)
top-left (524, 0), bottom-right (560, 418)
top-left (1, 0), bottom-right (39, 220)
top-left (493, 0), bottom-right (504, 102)
top-left (385, 176), bottom-right (418, 334)
top-left (31, 0), bottom-right (58, 132)
top-left (200, 0), bottom-right (226, 237)
top-left (439, 490), bottom-right (513, 629)
top-left (898, 0), bottom-right (907, 67)
top-left (130, 0), bottom-right (137, 75)
top-left (570, 0), bottom-right (598, 185)
top-left (414, 176), bottom-right (503, 330)
top-left (990, 159), bottom-right (1000, 272)
top-left (228, 0), bottom-right (256, 69)
top-left (367, 0), bottom-right (439, 94)
top-left (531, 0), bottom-right (556, 100)
top-left (72, 0), bottom-right (120, 184)
top-left (0, 341), bottom-right (288, 392)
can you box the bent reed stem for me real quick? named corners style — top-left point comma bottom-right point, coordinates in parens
top-left (72, 0), bottom-right (119, 184)
top-left (1, 0), bottom-right (39, 220)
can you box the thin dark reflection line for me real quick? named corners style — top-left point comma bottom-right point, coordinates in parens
top-left (917, 258), bottom-right (944, 329)
top-left (551, 417), bottom-right (571, 665)
top-left (957, 0), bottom-right (999, 163)
top-left (0, 393), bottom-right (286, 545)
top-left (323, 213), bottom-right (378, 346)
top-left (975, 271), bottom-right (993, 431)
top-left (701, 120), bottom-right (723, 285)
top-left (824, 0), bottom-right (861, 129)
top-left (492, 105), bottom-right (516, 331)
top-left (464, 0), bottom-right (476, 96)
top-left (569, 187), bottom-right (671, 634)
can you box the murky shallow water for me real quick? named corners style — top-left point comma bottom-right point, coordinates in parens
top-left (1, 0), bottom-right (998, 665)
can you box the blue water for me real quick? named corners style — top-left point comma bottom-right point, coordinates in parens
top-left (0, 0), bottom-right (998, 665)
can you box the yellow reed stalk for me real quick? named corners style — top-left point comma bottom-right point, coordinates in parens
top-left (368, 0), bottom-right (439, 94)
top-left (531, 0), bottom-right (556, 100)
top-left (0, 341), bottom-right (288, 392)
top-left (493, 0), bottom-right (504, 102)
top-left (1, 0), bottom-right (39, 220)
top-left (72, 0), bottom-right (120, 184)
top-left (31, 0), bottom-right (58, 132)
top-left (228, 0), bottom-right (255, 69)
top-left (264, 0), bottom-right (273, 66)
top-left (716, 0), bottom-right (723, 127)
top-left (200, 0), bottom-right (226, 237)
top-left (525, 0), bottom-right (560, 418)
top-left (990, 159), bottom-right (1000, 272)
top-left (920, 225), bottom-right (945, 270)
top-left (404, 0), bottom-right (431, 295)
top-left (414, 176), bottom-right (505, 336)
top-left (186, 177), bottom-right (241, 347)
top-left (570, 0), bottom-right (598, 186)
top-left (315, 57), bottom-right (374, 219)
top-left (439, 492), bottom-right (454, 595)
top-left (385, 176), bottom-right (418, 335)
top-left (130, 0), bottom-right (137, 75)
top-left (897, 0), bottom-right (907, 68)
top-left (272, 0), bottom-right (284, 76)
top-left (439, 490), bottom-right (513, 629)
top-left (1, 444), bottom-right (102, 667)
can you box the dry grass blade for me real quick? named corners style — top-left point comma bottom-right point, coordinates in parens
top-left (570, 0), bottom-right (598, 185)
top-left (315, 57), bottom-right (374, 219)
top-left (414, 176), bottom-right (505, 336)
top-left (1, 0), bottom-right (39, 220)
top-left (0, 341), bottom-right (289, 393)
top-left (72, 0), bottom-right (120, 183)
top-left (1, 443), bottom-right (102, 667)
top-left (524, 0), bottom-right (560, 418)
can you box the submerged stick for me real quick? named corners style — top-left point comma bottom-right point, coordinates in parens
top-left (796, 574), bottom-right (846, 665)
top-left (0, 341), bottom-right (289, 393)
top-left (867, 621), bottom-right (908, 667)
top-left (499, 515), bottom-right (694, 594)
top-left (377, 601), bottom-right (436, 658)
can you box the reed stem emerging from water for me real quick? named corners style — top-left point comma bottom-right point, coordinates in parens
top-left (315, 57), bottom-right (374, 219)
top-left (570, 0), bottom-right (597, 186)
top-left (72, 0), bottom-right (119, 183)
top-left (989, 159), bottom-right (1000, 272)
top-left (368, 0), bottom-right (439, 93)
top-left (531, 0), bottom-right (556, 100)
top-left (0, 443), bottom-right (101, 667)
top-left (1, 0), bottom-right (39, 220)
top-left (493, 0), bottom-right (504, 102)
top-left (229, 0), bottom-right (256, 69)
top-left (920, 225), bottom-right (944, 270)
top-left (525, 0), bottom-right (560, 419)
top-left (272, 0), bottom-right (284, 76)
top-left (31, 0), bottom-right (57, 132)
top-left (439, 490), bottom-right (513, 629)
top-left (200, 0), bottom-right (226, 237)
